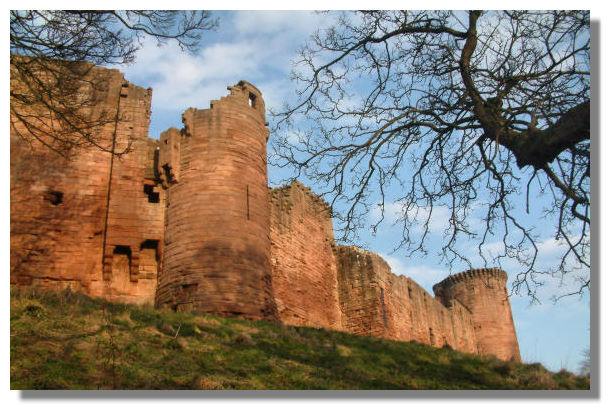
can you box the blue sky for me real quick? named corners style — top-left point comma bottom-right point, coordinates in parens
top-left (118, 10), bottom-right (590, 373)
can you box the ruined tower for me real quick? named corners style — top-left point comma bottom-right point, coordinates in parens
top-left (433, 268), bottom-right (521, 361)
top-left (155, 81), bottom-right (275, 319)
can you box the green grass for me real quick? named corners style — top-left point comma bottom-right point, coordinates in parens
top-left (10, 288), bottom-right (590, 390)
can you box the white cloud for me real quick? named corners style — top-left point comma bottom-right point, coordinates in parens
top-left (533, 235), bottom-right (590, 270)
top-left (336, 95), bottom-right (363, 113)
top-left (379, 253), bottom-right (448, 293)
top-left (279, 129), bottom-right (308, 146)
top-left (536, 237), bottom-right (570, 258)
top-left (369, 201), bottom-right (402, 222)
top-left (256, 77), bottom-right (295, 113)
top-left (116, 11), bottom-right (337, 136)
top-left (369, 201), bottom-right (451, 233)
top-left (123, 38), bottom-right (266, 112)
top-left (479, 240), bottom-right (506, 258)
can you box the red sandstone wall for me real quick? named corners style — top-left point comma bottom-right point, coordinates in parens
top-left (10, 62), bottom-right (521, 360)
top-left (10, 64), bottom-right (164, 305)
top-left (94, 81), bottom-right (165, 305)
top-left (433, 269), bottom-right (521, 361)
top-left (269, 181), bottom-right (343, 330)
top-left (334, 246), bottom-right (391, 338)
top-left (156, 81), bottom-right (275, 318)
top-left (334, 246), bottom-right (478, 354)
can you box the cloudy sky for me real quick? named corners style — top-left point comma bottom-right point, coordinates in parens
top-left (118, 10), bottom-right (590, 372)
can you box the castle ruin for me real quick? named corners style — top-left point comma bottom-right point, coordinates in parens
top-left (10, 64), bottom-right (521, 362)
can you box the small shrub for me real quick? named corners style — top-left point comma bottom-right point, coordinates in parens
top-left (493, 361), bottom-right (515, 377)
top-left (234, 333), bottom-right (255, 346)
top-left (553, 369), bottom-right (584, 389)
top-left (516, 365), bottom-right (557, 389)
top-left (24, 302), bottom-right (45, 318)
top-left (178, 322), bottom-right (199, 337)
top-left (525, 362), bottom-right (546, 371)
top-left (336, 344), bottom-right (352, 357)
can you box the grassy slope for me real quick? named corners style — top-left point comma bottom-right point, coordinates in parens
top-left (10, 288), bottom-right (589, 390)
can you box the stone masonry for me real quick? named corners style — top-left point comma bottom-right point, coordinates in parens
top-left (334, 245), bottom-right (478, 353)
top-left (155, 82), bottom-right (275, 319)
top-left (10, 64), bottom-right (164, 305)
top-left (270, 182), bottom-right (343, 330)
top-left (10, 62), bottom-right (521, 362)
top-left (434, 269), bottom-right (521, 361)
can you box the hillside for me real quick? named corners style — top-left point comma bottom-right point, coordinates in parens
top-left (10, 288), bottom-right (589, 390)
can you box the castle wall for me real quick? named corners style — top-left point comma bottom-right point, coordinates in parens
top-left (93, 82), bottom-right (165, 305)
top-left (433, 269), bottom-right (521, 361)
top-left (334, 246), bottom-right (478, 354)
top-left (156, 82), bottom-right (275, 319)
top-left (10, 61), bottom-right (521, 361)
top-left (269, 181), bottom-right (343, 330)
top-left (10, 63), bottom-right (164, 305)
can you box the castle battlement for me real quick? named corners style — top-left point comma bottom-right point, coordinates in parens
top-left (270, 180), bottom-right (333, 217)
top-left (433, 267), bottom-right (507, 293)
top-left (10, 63), bottom-right (521, 362)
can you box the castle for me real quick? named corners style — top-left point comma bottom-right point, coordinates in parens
top-left (10, 64), bottom-right (521, 362)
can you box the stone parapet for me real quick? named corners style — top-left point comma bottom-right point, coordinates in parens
top-left (433, 268), bottom-right (507, 296)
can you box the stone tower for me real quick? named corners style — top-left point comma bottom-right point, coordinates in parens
top-left (155, 81), bottom-right (276, 319)
top-left (433, 268), bottom-right (521, 362)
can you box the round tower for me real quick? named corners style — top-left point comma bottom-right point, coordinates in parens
top-left (433, 268), bottom-right (521, 362)
top-left (156, 80), bottom-right (276, 319)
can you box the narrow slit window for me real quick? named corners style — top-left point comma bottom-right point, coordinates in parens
top-left (248, 92), bottom-right (256, 108)
top-left (246, 184), bottom-right (250, 220)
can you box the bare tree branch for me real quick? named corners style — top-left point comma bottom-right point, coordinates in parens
top-left (271, 10), bottom-right (590, 299)
top-left (10, 10), bottom-right (217, 157)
